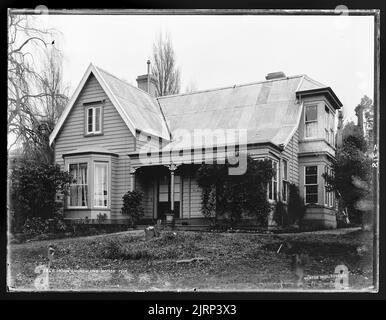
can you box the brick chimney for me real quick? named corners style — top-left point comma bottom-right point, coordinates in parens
top-left (136, 60), bottom-right (158, 96)
top-left (265, 71), bottom-right (286, 80)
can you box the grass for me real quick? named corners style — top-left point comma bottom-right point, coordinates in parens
top-left (8, 229), bottom-right (374, 291)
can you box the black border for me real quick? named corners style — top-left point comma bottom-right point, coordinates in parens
top-left (1, 0), bottom-right (384, 303)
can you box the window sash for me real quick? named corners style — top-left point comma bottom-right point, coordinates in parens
top-left (305, 165), bottom-right (318, 204)
top-left (94, 162), bottom-right (108, 207)
top-left (69, 163), bottom-right (88, 207)
top-left (305, 122), bottom-right (318, 138)
top-left (268, 161), bottom-right (278, 201)
top-left (87, 106), bottom-right (102, 134)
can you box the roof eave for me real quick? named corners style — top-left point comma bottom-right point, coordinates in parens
top-left (296, 87), bottom-right (343, 109)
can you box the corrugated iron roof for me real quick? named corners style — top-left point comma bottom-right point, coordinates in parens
top-left (95, 66), bottom-right (170, 140)
top-left (157, 75), bottom-right (326, 150)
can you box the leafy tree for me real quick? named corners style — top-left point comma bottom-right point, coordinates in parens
top-left (10, 160), bottom-right (73, 231)
top-left (151, 31), bottom-right (181, 96)
top-left (196, 156), bottom-right (274, 227)
top-left (323, 122), bottom-right (372, 226)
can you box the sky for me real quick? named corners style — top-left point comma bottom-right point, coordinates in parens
top-left (36, 13), bottom-right (374, 123)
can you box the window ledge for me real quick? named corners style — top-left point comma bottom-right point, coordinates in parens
top-left (84, 132), bottom-right (103, 137)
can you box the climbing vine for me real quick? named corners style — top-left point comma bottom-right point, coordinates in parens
top-left (196, 155), bottom-right (274, 227)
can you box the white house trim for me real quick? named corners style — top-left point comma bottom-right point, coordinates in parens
top-left (282, 101), bottom-right (304, 148)
top-left (49, 63), bottom-right (137, 146)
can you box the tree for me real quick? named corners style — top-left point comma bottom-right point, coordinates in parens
top-left (8, 14), bottom-right (68, 163)
top-left (10, 160), bottom-right (73, 231)
top-left (323, 121), bottom-right (372, 227)
top-left (24, 48), bottom-right (69, 163)
top-left (151, 32), bottom-right (181, 96)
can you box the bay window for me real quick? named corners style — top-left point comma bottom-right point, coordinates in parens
top-left (305, 105), bottom-right (318, 138)
top-left (305, 165), bottom-right (318, 204)
top-left (69, 163), bottom-right (88, 207)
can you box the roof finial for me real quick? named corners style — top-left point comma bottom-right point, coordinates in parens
top-left (147, 60), bottom-right (151, 94)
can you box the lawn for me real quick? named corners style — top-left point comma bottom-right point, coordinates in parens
top-left (8, 229), bottom-right (374, 291)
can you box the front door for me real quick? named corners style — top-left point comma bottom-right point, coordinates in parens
top-left (157, 174), bottom-right (180, 219)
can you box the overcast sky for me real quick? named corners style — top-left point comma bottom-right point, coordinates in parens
top-left (38, 13), bottom-right (374, 123)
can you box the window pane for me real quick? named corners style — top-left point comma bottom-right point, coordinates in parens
top-left (88, 108), bottom-right (93, 132)
top-left (94, 163), bottom-right (108, 207)
top-left (305, 175), bottom-right (317, 184)
top-left (69, 164), bottom-right (77, 182)
top-left (306, 185), bottom-right (318, 194)
top-left (306, 194), bottom-right (318, 204)
top-left (95, 107), bottom-right (101, 132)
top-left (268, 181), bottom-right (273, 200)
top-left (273, 181), bottom-right (277, 201)
top-left (69, 163), bottom-right (88, 207)
top-left (306, 105), bottom-right (317, 122)
top-left (325, 187), bottom-right (328, 205)
top-left (306, 122), bottom-right (317, 137)
top-left (283, 182), bottom-right (288, 202)
top-left (283, 160), bottom-right (288, 180)
top-left (306, 166), bottom-right (317, 175)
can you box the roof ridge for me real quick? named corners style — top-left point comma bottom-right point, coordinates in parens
top-left (94, 64), bottom-right (158, 100)
top-left (303, 75), bottom-right (328, 88)
top-left (157, 74), bottom-right (306, 100)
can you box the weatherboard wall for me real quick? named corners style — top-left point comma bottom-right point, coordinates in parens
top-left (54, 74), bottom-right (134, 219)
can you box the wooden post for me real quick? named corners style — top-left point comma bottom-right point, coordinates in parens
top-left (170, 169), bottom-right (175, 213)
top-left (168, 164), bottom-right (177, 214)
top-left (130, 168), bottom-right (136, 192)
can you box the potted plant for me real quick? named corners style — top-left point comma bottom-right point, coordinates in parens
top-left (165, 211), bottom-right (175, 224)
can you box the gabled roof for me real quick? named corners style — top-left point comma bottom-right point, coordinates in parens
top-left (157, 75), bottom-right (327, 150)
top-left (49, 63), bottom-right (170, 146)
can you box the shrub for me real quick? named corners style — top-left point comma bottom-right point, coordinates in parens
top-left (121, 190), bottom-right (144, 225)
top-left (97, 213), bottom-right (107, 224)
top-left (287, 184), bottom-right (306, 224)
top-left (273, 201), bottom-right (288, 226)
top-left (10, 160), bottom-right (73, 231)
top-left (101, 238), bottom-right (151, 260)
top-left (21, 216), bottom-right (67, 238)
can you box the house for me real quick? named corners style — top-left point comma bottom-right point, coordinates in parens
top-left (49, 63), bottom-right (342, 229)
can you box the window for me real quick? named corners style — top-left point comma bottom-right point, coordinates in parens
top-left (69, 163), bottom-right (88, 207)
top-left (324, 166), bottom-right (334, 207)
top-left (330, 112), bottom-right (335, 146)
top-left (325, 105), bottom-right (335, 146)
top-left (94, 162), bottom-right (108, 207)
top-left (325, 106), bottom-right (330, 142)
top-left (268, 161), bottom-right (278, 201)
top-left (86, 106), bottom-right (102, 134)
top-left (282, 159), bottom-right (289, 202)
top-left (305, 105), bottom-right (318, 138)
top-left (305, 165), bottom-right (318, 204)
